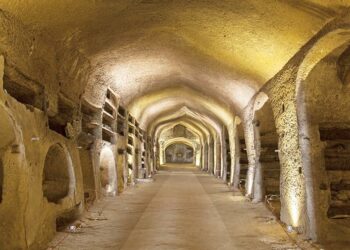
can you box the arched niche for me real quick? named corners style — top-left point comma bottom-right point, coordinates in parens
top-left (99, 147), bottom-right (117, 196)
top-left (165, 143), bottom-right (194, 164)
top-left (42, 144), bottom-right (75, 204)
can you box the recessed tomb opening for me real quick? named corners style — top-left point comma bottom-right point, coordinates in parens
top-left (320, 127), bottom-right (350, 219)
top-left (42, 144), bottom-right (73, 204)
top-left (99, 147), bottom-right (117, 196)
top-left (3, 73), bottom-right (44, 110)
top-left (238, 124), bottom-right (248, 192)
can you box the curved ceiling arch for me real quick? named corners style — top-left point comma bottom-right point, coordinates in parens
top-left (164, 137), bottom-right (197, 151)
top-left (148, 106), bottom-right (221, 142)
top-left (157, 121), bottom-right (207, 148)
top-left (129, 85), bottom-right (233, 129)
top-left (154, 117), bottom-right (212, 145)
top-left (1, 0), bottom-right (347, 117)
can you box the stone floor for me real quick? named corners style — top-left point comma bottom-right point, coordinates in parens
top-left (48, 165), bottom-right (304, 250)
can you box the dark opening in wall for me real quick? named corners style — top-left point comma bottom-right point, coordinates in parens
top-left (127, 146), bottom-right (133, 155)
top-left (117, 119), bottom-right (125, 136)
top-left (0, 160), bottom-right (3, 203)
top-left (48, 117), bottom-right (67, 137)
top-left (104, 101), bottom-right (115, 116)
top-left (320, 127), bottom-right (350, 218)
top-left (225, 129), bottom-right (231, 182)
top-left (118, 106), bottom-right (126, 118)
top-left (102, 126), bottom-right (115, 143)
top-left (3, 74), bottom-right (44, 110)
top-left (128, 136), bottom-right (134, 146)
top-left (81, 100), bottom-right (99, 137)
top-left (48, 95), bottom-right (76, 138)
top-left (239, 138), bottom-right (248, 190)
top-left (43, 144), bottom-right (72, 204)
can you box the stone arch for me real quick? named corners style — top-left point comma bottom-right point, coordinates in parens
top-left (253, 92), bottom-right (281, 214)
top-left (296, 28), bottom-right (350, 241)
top-left (42, 143), bottom-right (75, 204)
top-left (99, 146), bottom-right (117, 196)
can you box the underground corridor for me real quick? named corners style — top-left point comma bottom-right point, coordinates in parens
top-left (0, 1), bottom-right (350, 250)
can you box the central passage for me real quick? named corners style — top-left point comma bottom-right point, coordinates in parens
top-left (49, 165), bottom-right (298, 250)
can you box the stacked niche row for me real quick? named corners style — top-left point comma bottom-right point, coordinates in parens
top-left (102, 88), bottom-right (117, 143)
top-left (320, 126), bottom-right (350, 218)
top-left (225, 130), bottom-right (231, 182)
top-left (48, 94), bottom-right (76, 138)
top-left (260, 132), bottom-right (281, 217)
top-left (261, 134), bottom-right (281, 195)
top-left (3, 67), bottom-right (45, 110)
top-left (239, 138), bottom-right (248, 191)
top-left (117, 106), bottom-right (126, 136)
top-left (126, 115), bottom-right (135, 183)
top-left (80, 99), bottom-right (101, 148)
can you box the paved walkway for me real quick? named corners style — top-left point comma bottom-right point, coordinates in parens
top-left (48, 165), bottom-right (299, 250)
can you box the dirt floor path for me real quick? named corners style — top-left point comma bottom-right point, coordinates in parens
top-left (48, 165), bottom-right (300, 250)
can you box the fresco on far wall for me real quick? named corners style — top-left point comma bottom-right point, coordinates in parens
top-left (165, 143), bottom-right (194, 163)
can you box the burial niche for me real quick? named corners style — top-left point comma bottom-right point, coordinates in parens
top-left (165, 143), bottom-right (194, 164)
top-left (99, 147), bottom-right (117, 196)
top-left (42, 144), bottom-right (74, 204)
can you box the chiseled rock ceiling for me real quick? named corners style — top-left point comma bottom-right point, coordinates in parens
top-left (0, 0), bottom-right (348, 128)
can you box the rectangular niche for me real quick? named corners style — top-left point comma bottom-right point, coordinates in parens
top-left (128, 136), bottom-right (134, 146)
top-left (3, 72), bottom-right (45, 110)
top-left (81, 100), bottom-right (100, 136)
top-left (320, 126), bottom-right (350, 218)
top-left (239, 138), bottom-right (248, 190)
top-left (127, 146), bottom-right (133, 155)
top-left (118, 106), bottom-right (126, 118)
top-left (102, 125), bottom-right (115, 143)
top-left (48, 94), bottom-right (76, 138)
top-left (117, 119), bottom-right (125, 136)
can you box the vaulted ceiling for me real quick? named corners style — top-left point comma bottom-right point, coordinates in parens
top-left (1, 0), bottom-right (349, 130)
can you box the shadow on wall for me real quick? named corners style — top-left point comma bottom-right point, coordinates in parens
top-left (165, 143), bottom-right (194, 164)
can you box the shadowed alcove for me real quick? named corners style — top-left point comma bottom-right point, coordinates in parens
top-left (42, 144), bottom-right (75, 204)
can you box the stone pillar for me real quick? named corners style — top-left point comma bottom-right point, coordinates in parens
top-left (221, 126), bottom-right (228, 180)
top-left (252, 120), bottom-right (265, 203)
top-left (267, 80), bottom-right (307, 231)
top-left (208, 140), bottom-right (214, 174)
top-left (232, 130), bottom-right (241, 190)
top-left (243, 108), bottom-right (257, 197)
top-left (203, 142), bottom-right (209, 171)
top-left (215, 136), bottom-right (221, 177)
